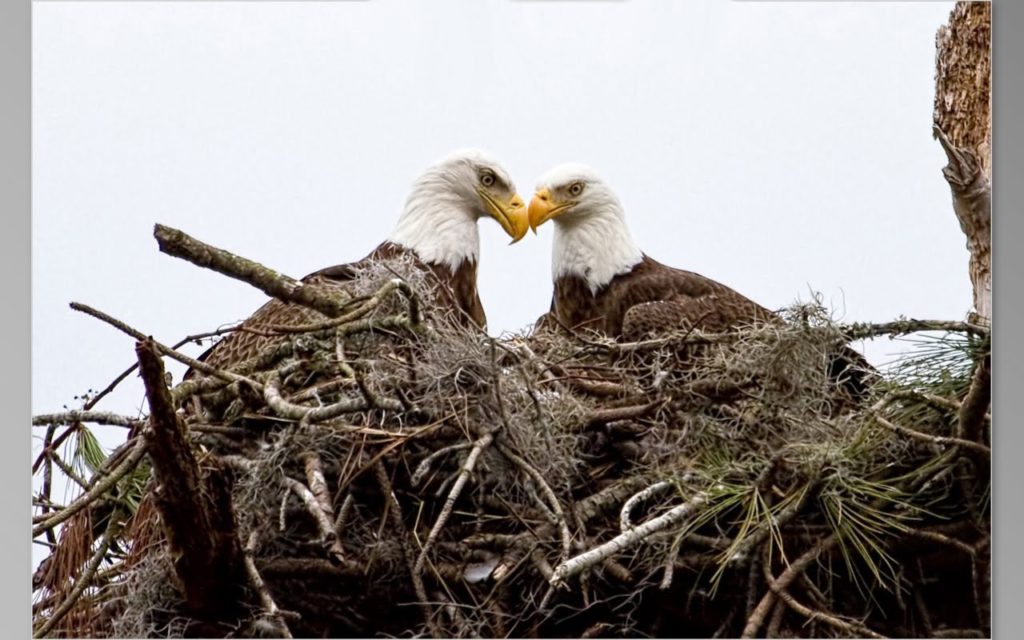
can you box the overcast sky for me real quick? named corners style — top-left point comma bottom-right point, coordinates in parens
top-left (32, 0), bottom-right (966, 530)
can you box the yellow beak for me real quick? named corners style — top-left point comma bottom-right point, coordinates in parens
top-left (528, 187), bottom-right (572, 232)
top-left (480, 191), bottom-right (529, 244)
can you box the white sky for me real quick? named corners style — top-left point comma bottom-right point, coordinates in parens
top-left (32, 0), bottom-right (966, 560)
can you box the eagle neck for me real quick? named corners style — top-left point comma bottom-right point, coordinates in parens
top-left (387, 174), bottom-right (480, 274)
top-left (552, 204), bottom-right (643, 295)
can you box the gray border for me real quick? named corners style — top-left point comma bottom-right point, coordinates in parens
top-left (5, 0), bottom-right (29, 635)
top-left (991, 1), bottom-right (1021, 637)
top-left (3, 0), bottom-right (30, 636)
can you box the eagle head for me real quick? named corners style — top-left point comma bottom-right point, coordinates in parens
top-left (527, 162), bottom-right (625, 231)
top-left (415, 149), bottom-right (529, 242)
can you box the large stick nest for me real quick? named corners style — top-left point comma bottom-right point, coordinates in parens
top-left (32, 232), bottom-right (991, 639)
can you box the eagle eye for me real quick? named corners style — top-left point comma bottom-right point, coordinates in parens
top-left (568, 181), bottom-right (585, 197)
top-left (480, 170), bottom-right (497, 188)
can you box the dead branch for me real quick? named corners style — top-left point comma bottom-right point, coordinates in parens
top-left (33, 411), bottom-right (140, 429)
top-left (154, 223), bottom-right (351, 319)
top-left (32, 438), bottom-right (146, 538)
top-left (242, 532), bottom-right (294, 639)
top-left (958, 353), bottom-right (991, 443)
top-left (135, 338), bottom-right (250, 618)
top-left (841, 318), bottom-right (989, 340)
top-left (550, 485), bottom-right (714, 587)
top-left (741, 535), bottom-right (839, 638)
top-left (872, 400), bottom-right (990, 457)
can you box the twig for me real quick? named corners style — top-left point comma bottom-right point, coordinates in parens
top-left (872, 401), bottom-right (990, 457)
top-left (302, 454), bottom-right (338, 547)
top-left (32, 438), bottom-right (146, 538)
top-left (770, 581), bottom-right (884, 639)
top-left (38, 424), bottom-right (58, 546)
top-left (154, 223), bottom-right (351, 318)
top-left (242, 531), bottom-right (294, 639)
top-left (33, 411), bottom-right (139, 428)
top-left (283, 477), bottom-right (336, 547)
top-left (334, 493), bottom-right (355, 541)
top-left (620, 481), bottom-right (675, 533)
top-left (958, 354), bottom-right (991, 444)
top-left (841, 318), bottom-right (989, 339)
top-left (495, 440), bottom-right (573, 560)
top-left (414, 432), bottom-right (494, 577)
top-left (901, 527), bottom-right (976, 556)
top-left (374, 462), bottom-right (437, 635)
top-left (33, 507), bottom-right (123, 638)
top-left (47, 452), bottom-right (91, 492)
top-left (585, 397), bottom-right (667, 430)
top-left (263, 372), bottom-right (368, 422)
top-left (69, 302), bottom-right (250, 385)
top-left (741, 534), bottom-right (839, 638)
top-left (411, 442), bottom-right (473, 487)
top-left (766, 600), bottom-right (786, 639)
top-left (550, 486), bottom-right (714, 586)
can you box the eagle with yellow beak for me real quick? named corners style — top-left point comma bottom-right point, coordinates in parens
top-left (527, 162), bottom-right (776, 339)
top-left (527, 162), bottom-right (874, 397)
top-left (198, 149), bottom-right (529, 371)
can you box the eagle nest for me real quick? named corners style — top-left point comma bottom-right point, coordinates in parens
top-left (32, 226), bottom-right (991, 639)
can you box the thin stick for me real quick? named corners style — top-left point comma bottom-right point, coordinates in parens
top-left (283, 477), bottom-right (336, 544)
top-left (69, 302), bottom-right (250, 385)
top-left (242, 531), bottom-right (294, 639)
top-left (620, 481), bottom-right (675, 532)
top-left (32, 438), bottom-right (146, 538)
top-left (153, 223), bottom-right (349, 318)
top-left (872, 401), bottom-right (990, 457)
top-left (414, 432), bottom-right (494, 577)
top-left (495, 440), bottom-right (573, 560)
top-left (33, 411), bottom-right (139, 428)
top-left (33, 508), bottom-right (122, 638)
top-left (550, 486), bottom-right (713, 586)
top-left (741, 534), bottom-right (839, 638)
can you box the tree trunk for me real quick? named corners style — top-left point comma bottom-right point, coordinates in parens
top-left (933, 1), bottom-right (992, 325)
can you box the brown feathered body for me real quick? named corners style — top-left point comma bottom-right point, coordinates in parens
top-left (546, 255), bottom-right (776, 339)
top-left (196, 242), bottom-right (483, 372)
top-left (539, 255), bottom-right (875, 400)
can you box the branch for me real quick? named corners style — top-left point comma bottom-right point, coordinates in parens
top-left (496, 440), bottom-right (573, 559)
top-left (872, 400), bottom-right (990, 457)
top-left (136, 338), bottom-right (249, 617)
top-left (620, 481), bottom-right (675, 532)
top-left (840, 318), bottom-right (989, 340)
top-left (263, 371), bottom-right (368, 422)
top-left (414, 432), bottom-right (494, 578)
top-left (550, 485), bottom-right (713, 586)
top-left (32, 438), bottom-right (146, 538)
top-left (585, 397), bottom-right (667, 430)
top-left (958, 353), bottom-right (991, 444)
top-left (242, 532), bottom-right (294, 639)
top-left (70, 302), bottom-right (250, 385)
top-left (33, 411), bottom-right (139, 429)
top-left (154, 223), bottom-right (351, 318)
top-left (741, 534), bottom-right (839, 638)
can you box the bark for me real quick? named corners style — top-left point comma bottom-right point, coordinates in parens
top-left (933, 1), bottom-right (992, 325)
top-left (135, 338), bottom-right (251, 621)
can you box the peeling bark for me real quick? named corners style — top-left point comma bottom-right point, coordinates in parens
top-left (933, 1), bottom-right (992, 325)
top-left (136, 339), bottom-right (251, 622)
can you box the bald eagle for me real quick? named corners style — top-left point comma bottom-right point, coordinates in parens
top-left (527, 162), bottom-right (874, 397)
top-left (197, 149), bottom-right (528, 372)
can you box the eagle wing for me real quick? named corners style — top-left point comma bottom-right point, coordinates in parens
top-left (193, 268), bottom-right (361, 373)
top-left (616, 258), bottom-right (776, 341)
